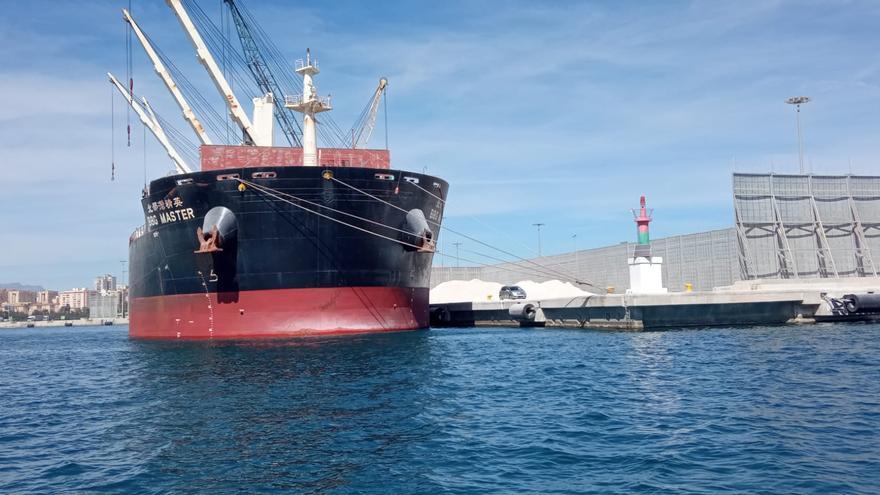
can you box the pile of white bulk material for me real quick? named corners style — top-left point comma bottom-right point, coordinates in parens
top-left (514, 280), bottom-right (590, 300)
top-left (429, 279), bottom-right (502, 304)
top-left (430, 279), bottom-right (590, 304)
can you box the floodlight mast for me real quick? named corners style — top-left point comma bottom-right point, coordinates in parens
top-left (532, 223), bottom-right (545, 257)
top-left (785, 96), bottom-right (811, 174)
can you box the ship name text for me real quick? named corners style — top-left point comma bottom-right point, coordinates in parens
top-left (147, 208), bottom-right (196, 227)
top-left (144, 196), bottom-right (196, 227)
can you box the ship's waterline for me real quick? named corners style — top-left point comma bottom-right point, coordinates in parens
top-left (130, 165), bottom-right (446, 339)
top-left (130, 286), bottom-right (429, 339)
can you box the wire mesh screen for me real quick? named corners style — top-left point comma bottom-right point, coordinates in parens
top-left (733, 173), bottom-right (880, 279)
top-left (431, 229), bottom-right (739, 292)
top-left (429, 173), bottom-right (880, 293)
top-left (851, 177), bottom-right (880, 198)
top-left (772, 175), bottom-right (810, 198)
top-left (811, 176), bottom-right (849, 198)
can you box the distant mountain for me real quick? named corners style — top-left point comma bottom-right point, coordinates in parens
top-left (0, 283), bottom-right (45, 292)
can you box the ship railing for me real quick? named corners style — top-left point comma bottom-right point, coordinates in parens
top-left (129, 224), bottom-right (146, 244)
top-left (295, 58), bottom-right (319, 71)
top-left (284, 94), bottom-right (332, 107)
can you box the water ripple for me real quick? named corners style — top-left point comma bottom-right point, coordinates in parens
top-left (0, 324), bottom-right (879, 493)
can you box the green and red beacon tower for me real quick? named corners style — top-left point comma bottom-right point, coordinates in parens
top-left (633, 195), bottom-right (652, 257)
top-left (627, 196), bottom-right (668, 294)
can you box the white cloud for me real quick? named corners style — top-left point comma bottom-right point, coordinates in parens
top-left (1, 0), bottom-right (879, 287)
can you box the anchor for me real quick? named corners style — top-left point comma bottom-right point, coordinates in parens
top-left (418, 231), bottom-right (436, 253)
top-left (194, 225), bottom-right (224, 253)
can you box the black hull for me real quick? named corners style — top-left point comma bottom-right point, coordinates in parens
top-left (128, 166), bottom-right (447, 338)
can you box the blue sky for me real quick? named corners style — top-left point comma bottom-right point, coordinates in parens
top-left (1, 0), bottom-right (879, 289)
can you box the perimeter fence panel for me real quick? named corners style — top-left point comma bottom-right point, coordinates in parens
top-left (858, 198), bottom-right (880, 257)
top-left (431, 228), bottom-right (738, 292)
top-left (733, 172), bottom-right (880, 280)
top-left (733, 173), bottom-right (780, 278)
top-left (430, 173), bottom-right (879, 294)
top-left (850, 177), bottom-right (880, 274)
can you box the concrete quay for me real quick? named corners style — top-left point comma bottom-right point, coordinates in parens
top-left (0, 318), bottom-right (129, 330)
top-left (430, 278), bottom-right (880, 330)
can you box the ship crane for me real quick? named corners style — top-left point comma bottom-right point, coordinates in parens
top-left (223, 0), bottom-right (302, 147)
top-left (122, 8), bottom-right (212, 145)
top-left (108, 72), bottom-right (193, 174)
top-left (165, 0), bottom-right (273, 146)
top-left (350, 77), bottom-right (388, 149)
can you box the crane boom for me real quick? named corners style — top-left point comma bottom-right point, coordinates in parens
top-left (224, 0), bottom-right (302, 147)
top-left (123, 8), bottom-right (212, 145)
top-left (353, 77), bottom-right (387, 149)
top-left (165, 0), bottom-right (266, 146)
top-left (108, 72), bottom-right (193, 174)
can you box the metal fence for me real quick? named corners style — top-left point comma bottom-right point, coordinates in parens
top-left (733, 173), bottom-right (880, 280)
top-left (431, 228), bottom-right (739, 292)
top-left (88, 291), bottom-right (121, 319)
top-left (431, 173), bottom-right (880, 291)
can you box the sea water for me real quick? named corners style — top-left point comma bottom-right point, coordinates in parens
top-left (1, 323), bottom-right (879, 494)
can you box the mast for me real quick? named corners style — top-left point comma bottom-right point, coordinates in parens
top-left (108, 72), bottom-right (193, 174)
top-left (122, 8), bottom-right (212, 145)
top-left (165, 0), bottom-right (267, 146)
top-left (284, 49), bottom-right (332, 166)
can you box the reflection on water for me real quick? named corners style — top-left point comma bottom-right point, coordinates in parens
top-left (124, 331), bottom-right (439, 493)
top-left (1, 324), bottom-right (879, 494)
top-left (624, 331), bottom-right (683, 417)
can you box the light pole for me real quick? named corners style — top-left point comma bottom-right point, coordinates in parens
top-left (532, 223), bottom-right (545, 257)
top-left (453, 242), bottom-right (462, 268)
top-left (785, 96), bottom-right (811, 174)
top-left (572, 233), bottom-right (579, 279)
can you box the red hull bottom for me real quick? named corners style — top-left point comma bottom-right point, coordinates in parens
top-left (129, 287), bottom-right (429, 339)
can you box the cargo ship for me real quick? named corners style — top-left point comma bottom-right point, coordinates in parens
top-left (117, 1), bottom-right (447, 339)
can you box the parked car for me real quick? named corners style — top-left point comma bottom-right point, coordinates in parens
top-left (499, 285), bottom-right (527, 300)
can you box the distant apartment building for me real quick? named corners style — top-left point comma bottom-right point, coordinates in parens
top-left (58, 289), bottom-right (90, 310)
top-left (8, 303), bottom-right (31, 314)
top-left (37, 290), bottom-right (58, 305)
top-left (95, 274), bottom-right (117, 292)
top-left (0, 289), bottom-right (7, 304)
top-left (7, 290), bottom-right (37, 305)
top-left (28, 302), bottom-right (55, 316)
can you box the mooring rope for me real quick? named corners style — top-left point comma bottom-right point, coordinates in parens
top-left (404, 179), bottom-right (543, 258)
top-left (239, 178), bottom-right (418, 238)
top-left (238, 178), bottom-right (590, 285)
top-left (332, 176), bottom-right (599, 288)
top-left (237, 179), bottom-right (427, 251)
top-left (406, 179), bottom-right (446, 204)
